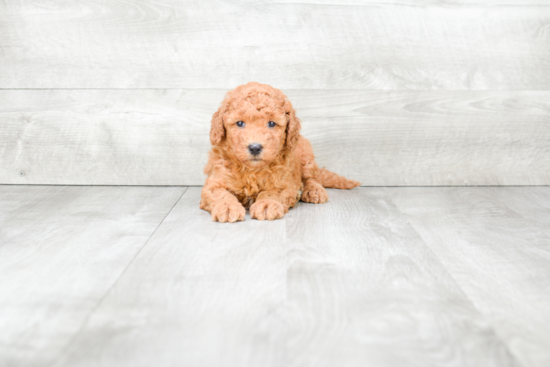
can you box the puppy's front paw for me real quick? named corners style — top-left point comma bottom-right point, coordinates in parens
top-left (302, 185), bottom-right (329, 204)
top-left (211, 201), bottom-right (246, 223)
top-left (250, 200), bottom-right (285, 221)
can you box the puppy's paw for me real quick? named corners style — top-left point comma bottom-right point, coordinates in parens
top-left (302, 185), bottom-right (329, 204)
top-left (250, 199), bottom-right (285, 221)
top-left (211, 201), bottom-right (246, 223)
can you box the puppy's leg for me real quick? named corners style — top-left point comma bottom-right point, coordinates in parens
top-left (301, 178), bottom-right (329, 204)
top-left (298, 138), bottom-right (329, 203)
top-left (316, 168), bottom-right (361, 189)
top-left (298, 137), bottom-right (360, 204)
top-left (200, 185), bottom-right (245, 223)
top-left (250, 189), bottom-right (298, 221)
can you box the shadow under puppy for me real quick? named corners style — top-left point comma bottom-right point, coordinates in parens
top-left (200, 82), bottom-right (360, 222)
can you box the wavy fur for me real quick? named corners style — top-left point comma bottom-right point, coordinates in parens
top-left (200, 82), bottom-right (360, 222)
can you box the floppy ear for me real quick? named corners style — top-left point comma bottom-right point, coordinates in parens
top-left (284, 99), bottom-right (302, 152)
top-left (209, 107), bottom-right (225, 146)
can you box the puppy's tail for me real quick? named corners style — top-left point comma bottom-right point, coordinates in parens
top-left (317, 168), bottom-right (361, 189)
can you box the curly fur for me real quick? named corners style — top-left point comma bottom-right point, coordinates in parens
top-left (200, 82), bottom-right (360, 222)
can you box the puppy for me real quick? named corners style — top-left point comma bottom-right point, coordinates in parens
top-left (200, 82), bottom-right (360, 222)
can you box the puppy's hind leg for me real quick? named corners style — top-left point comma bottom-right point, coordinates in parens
top-left (297, 137), bottom-right (359, 204)
top-left (301, 178), bottom-right (329, 204)
top-left (317, 168), bottom-right (361, 189)
top-left (298, 138), bottom-right (330, 204)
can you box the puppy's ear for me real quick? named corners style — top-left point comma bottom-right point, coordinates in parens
top-left (209, 107), bottom-right (226, 146)
top-left (284, 98), bottom-right (301, 152)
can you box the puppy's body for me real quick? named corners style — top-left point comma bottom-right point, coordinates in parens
top-left (200, 82), bottom-right (359, 222)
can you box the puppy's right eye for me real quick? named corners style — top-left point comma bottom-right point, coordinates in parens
top-left (236, 121), bottom-right (245, 127)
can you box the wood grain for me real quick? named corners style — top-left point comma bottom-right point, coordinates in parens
top-left (388, 187), bottom-right (550, 367)
top-left (1, 1), bottom-right (550, 89)
top-left (265, 1), bottom-right (550, 4)
top-left (2, 186), bottom-right (549, 366)
top-left (0, 185), bottom-right (185, 367)
top-left (53, 187), bottom-right (287, 367)
top-left (490, 187), bottom-right (550, 236)
top-left (286, 188), bottom-right (519, 367)
top-left (1, 89), bottom-right (549, 186)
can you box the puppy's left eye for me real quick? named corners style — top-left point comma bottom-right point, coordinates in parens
top-left (268, 121), bottom-right (276, 128)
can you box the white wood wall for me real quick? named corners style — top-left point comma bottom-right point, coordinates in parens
top-left (1, 0), bottom-right (549, 185)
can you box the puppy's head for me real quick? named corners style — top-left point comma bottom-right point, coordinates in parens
top-left (210, 82), bottom-right (301, 168)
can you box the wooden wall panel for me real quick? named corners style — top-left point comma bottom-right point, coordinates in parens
top-left (1, 1), bottom-right (549, 89)
top-left (1, 1), bottom-right (548, 185)
top-left (256, 0), bottom-right (550, 4)
top-left (1, 89), bottom-right (548, 186)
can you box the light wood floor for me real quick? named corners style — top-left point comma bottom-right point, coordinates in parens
top-left (1, 185), bottom-right (549, 367)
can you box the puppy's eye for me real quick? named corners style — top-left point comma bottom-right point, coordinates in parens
top-left (236, 121), bottom-right (245, 127)
top-left (268, 121), bottom-right (276, 128)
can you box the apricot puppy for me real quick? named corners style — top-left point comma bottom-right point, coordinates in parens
top-left (200, 82), bottom-right (360, 222)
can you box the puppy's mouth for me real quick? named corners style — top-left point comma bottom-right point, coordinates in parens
top-left (246, 155), bottom-right (265, 165)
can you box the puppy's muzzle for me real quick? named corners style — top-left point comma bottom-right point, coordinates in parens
top-left (248, 143), bottom-right (263, 156)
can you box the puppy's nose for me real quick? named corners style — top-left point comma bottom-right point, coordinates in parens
top-left (248, 143), bottom-right (263, 156)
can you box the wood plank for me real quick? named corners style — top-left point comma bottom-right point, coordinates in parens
top-left (3, 186), bottom-right (546, 366)
top-left (286, 188), bottom-right (520, 367)
top-left (2, 1), bottom-right (550, 89)
top-left (53, 187), bottom-right (287, 367)
top-left (266, 0), bottom-right (550, 4)
top-left (0, 185), bottom-right (185, 367)
top-left (388, 187), bottom-right (550, 367)
top-left (0, 89), bottom-right (216, 186)
top-left (487, 187), bottom-right (550, 236)
top-left (1, 89), bottom-right (549, 186)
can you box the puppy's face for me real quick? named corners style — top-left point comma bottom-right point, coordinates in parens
top-left (210, 82), bottom-right (300, 168)
top-left (224, 104), bottom-right (287, 168)
top-left (210, 82), bottom-right (301, 168)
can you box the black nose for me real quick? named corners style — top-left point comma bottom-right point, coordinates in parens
top-left (248, 143), bottom-right (263, 156)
